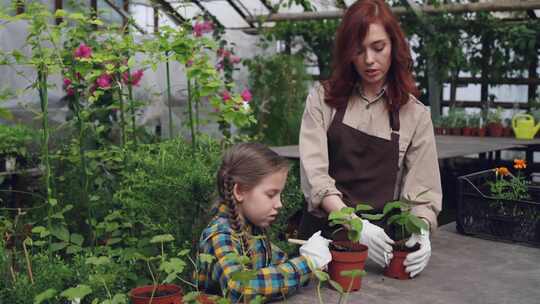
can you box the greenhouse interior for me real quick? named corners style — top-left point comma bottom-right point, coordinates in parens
top-left (1, 0), bottom-right (540, 303)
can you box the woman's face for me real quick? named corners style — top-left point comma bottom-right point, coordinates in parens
top-left (353, 22), bottom-right (392, 90)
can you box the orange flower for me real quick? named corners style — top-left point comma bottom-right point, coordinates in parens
top-left (514, 159), bottom-right (527, 170)
top-left (495, 167), bottom-right (510, 177)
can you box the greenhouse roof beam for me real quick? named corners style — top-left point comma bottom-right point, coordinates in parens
top-left (151, 0), bottom-right (186, 26)
top-left (104, 0), bottom-right (147, 34)
top-left (190, 0), bottom-right (224, 29)
top-left (225, 0), bottom-right (253, 27)
top-left (245, 0), bottom-right (540, 22)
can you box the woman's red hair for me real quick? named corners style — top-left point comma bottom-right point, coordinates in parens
top-left (324, 0), bottom-right (419, 111)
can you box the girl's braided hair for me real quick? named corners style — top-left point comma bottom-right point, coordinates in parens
top-left (217, 143), bottom-right (289, 259)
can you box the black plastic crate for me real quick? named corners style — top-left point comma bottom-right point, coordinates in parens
top-left (457, 169), bottom-right (540, 247)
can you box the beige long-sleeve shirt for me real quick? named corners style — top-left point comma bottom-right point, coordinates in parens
top-left (299, 83), bottom-right (442, 232)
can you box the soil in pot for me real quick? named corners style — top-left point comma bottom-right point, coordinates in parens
top-left (328, 241), bottom-right (368, 292)
top-left (130, 284), bottom-right (182, 304)
top-left (384, 242), bottom-right (420, 280)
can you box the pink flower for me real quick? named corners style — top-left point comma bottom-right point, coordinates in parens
top-left (96, 74), bottom-right (112, 89)
top-left (74, 43), bottom-right (92, 59)
top-left (193, 20), bottom-right (213, 37)
top-left (63, 78), bottom-right (72, 87)
top-left (122, 69), bottom-right (144, 86)
top-left (66, 88), bottom-right (75, 96)
top-left (187, 59), bottom-right (193, 67)
top-left (230, 55), bottom-right (241, 64)
top-left (241, 88), bottom-right (252, 102)
top-left (221, 90), bottom-right (231, 102)
top-left (215, 61), bottom-right (224, 71)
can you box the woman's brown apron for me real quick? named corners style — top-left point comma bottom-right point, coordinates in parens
top-left (298, 103), bottom-right (400, 240)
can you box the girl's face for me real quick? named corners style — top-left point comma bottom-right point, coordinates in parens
top-left (234, 169), bottom-right (288, 228)
top-left (352, 22), bottom-right (392, 90)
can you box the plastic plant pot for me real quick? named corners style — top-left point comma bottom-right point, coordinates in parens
top-left (130, 284), bottom-right (182, 304)
top-left (328, 241), bottom-right (368, 292)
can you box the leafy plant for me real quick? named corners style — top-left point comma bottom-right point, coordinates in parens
top-left (328, 204), bottom-right (382, 243)
top-left (0, 124), bottom-right (37, 158)
top-left (243, 54), bottom-right (309, 146)
top-left (487, 107), bottom-right (504, 124)
top-left (488, 159), bottom-right (530, 215)
top-left (382, 193), bottom-right (430, 249)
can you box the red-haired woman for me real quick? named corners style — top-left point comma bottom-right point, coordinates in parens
top-left (298, 0), bottom-right (441, 278)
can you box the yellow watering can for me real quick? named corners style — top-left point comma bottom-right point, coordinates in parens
top-left (512, 114), bottom-right (540, 140)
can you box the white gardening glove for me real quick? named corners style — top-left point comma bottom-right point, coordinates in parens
top-left (299, 231), bottom-right (332, 269)
top-left (404, 227), bottom-right (431, 278)
top-left (360, 220), bottom-right (394, 267)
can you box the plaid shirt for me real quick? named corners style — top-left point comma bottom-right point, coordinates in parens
top-left (196, 203), bottom-right (312, 303)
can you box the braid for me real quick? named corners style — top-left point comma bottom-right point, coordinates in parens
top-left (223, 175), bottom-right (250, 254)
top-left (263, 229), bottom-right (273, 265)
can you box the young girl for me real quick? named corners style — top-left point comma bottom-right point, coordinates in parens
top-left (197, 143), bottom-right (331, 302)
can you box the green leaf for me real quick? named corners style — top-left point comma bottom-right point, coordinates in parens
top-left (54, 9), bottom-right (66, 18)
top-left (386, 214), bottom-right (402, 227)
top-left (150, 234), bottom-right (174, 243)
top-left (86, 256), bottom-right (110, 266)
top-left (409, 215), bottom-right (428, 231)
top-left (34, 288), bottom-right (57, 304)
top-left (355, 204), bottom-right (373, 211)
top-left (60, 284), bottom-right (92, 300)
top-left (159, 257), bottom-right (186, 275)
top-left (70, 233), bottom-right (84, 246)
top-left (50, 242), bottom-right (68, 252)
top-left (231, 270), bottom-right (257, 284)
top-left (50, 224), bottom-right (70, 242)
top-left (328, 280), bottom-right (344, 293)
top-left (66, 245), bottom-right (81, 254)
top-left (178, 249), bottom-right (190, 256)
top-left (127, 57), bottom-right (136, 68)
top-left (313, 270), bottom-right (329, 281)
top-left (383, 201), bottom-right (402, 215)
top-left (361, 213), bottom-right (384, 221)
top-left (199, 253), bottom-right (215, 264)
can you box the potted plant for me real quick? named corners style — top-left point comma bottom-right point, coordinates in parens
top-left (129, 234), bottom-right (184, 304)
top-left (503, 118), bottom-right (513, 137)
top-left (326, 204), bottom-right (381, 291)
top-left (447, 108), bottom-right (466, 136)
top-left (457, 159), bottom-right (540, 246)
top-left (462, 113), bottom-right (474, 136)
top-left (380, 196), bottom-right (429, 280)
top-left (432, 117), bottom-right (443, 135)
top-left (486, 107), bottom-right (504, 137)
top-left (468, 113), bottom-right (481, 136)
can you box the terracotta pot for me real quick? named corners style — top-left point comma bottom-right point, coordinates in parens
top-left (328, 241), bottom-right (368, 292)
top-left (196, 294), bottom-right (216, 304)
top-left (462, 127), bottom-right (473, 136)
top-left (450, 127), bottom-right (462, 136)
top-left (384, 250), bottom-right (410, 280)
top-left (434, 127), bottom-right (443, 135)
top-left (130, 284), bottom-right (182, 304)
top-left (487, 123), bottom-right (504, 137)
top-left (477, 127), bottom-right (486, 137)
top-left (503, 127), bottom-right (513, 137)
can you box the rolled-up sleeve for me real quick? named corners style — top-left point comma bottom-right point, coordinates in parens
top-left (299, 83), bottom-right (342, 215)
top-left (400, 109), bottom-right (442, 233)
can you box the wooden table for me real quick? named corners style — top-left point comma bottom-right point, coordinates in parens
top-left (271, 136), bottom-right (540, 160)
top-left (283, 224), bottom-right (540, 304)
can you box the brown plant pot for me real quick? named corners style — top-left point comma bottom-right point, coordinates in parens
top-left (384, 250), bottom-right (410, 280)
top-left (328, 241), bottom-right (368, 292)
top-left (477, 127), bottom-right (486, 137)
top-left (450, 128), bottom-right (462, 136)
top-left (196, 294), bottom-right (217, 304)
top-left (503, 127), bottom-right (513, 137)
top-left (434, 127), bottom-right (443, 135)
top-left (130, 284), bottom-right (182, 304)
top-left (462, 127), bottom-right (473, 136)
top-left (487, 123), bottom-right (504, 137)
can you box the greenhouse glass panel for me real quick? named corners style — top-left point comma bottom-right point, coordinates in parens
top-left (131, 0), bottom-right (155, 33)
top-left (200, 1), bottom-right (249, 28)
top-left (98, 0), bottom-right (124, 25)
top-left (237, 0), bottom-right (269, 16)
top-left (172, 2), bottom-right (202, 20)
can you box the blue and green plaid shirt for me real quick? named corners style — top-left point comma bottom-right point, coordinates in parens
top-left (196, 203), bottom-right (312, 303)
